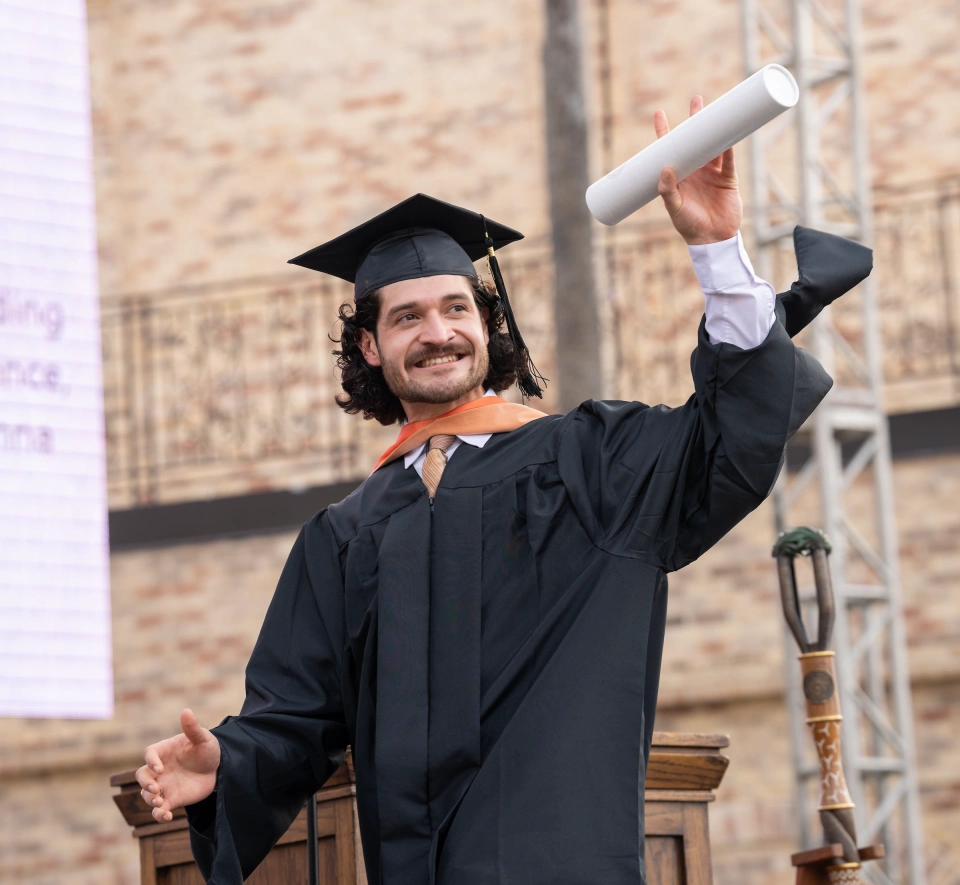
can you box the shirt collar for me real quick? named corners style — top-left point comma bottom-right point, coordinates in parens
top-left (402, 390), bottom-right (497, 469)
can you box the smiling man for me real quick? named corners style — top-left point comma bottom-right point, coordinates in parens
top-left (360, 274), bottom-right (496, 418)
top-left (136, 100), bottom-right (872, 885)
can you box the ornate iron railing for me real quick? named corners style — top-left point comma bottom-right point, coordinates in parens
top-left (101, 181), bottom-right (960, 509)
top-left (101, 250), bottom-right (557, 509)
top-left (101, 276), bottom-right (363, 509)
top-left (873, 180), bottom-right (960, 392)
top-left (603, 178), bottom-right (960, 409)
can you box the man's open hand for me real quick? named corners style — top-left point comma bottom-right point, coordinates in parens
top-left (655, 95), bottom-right (742, 245)
top-left (136, 709), bottom-right (221, 823)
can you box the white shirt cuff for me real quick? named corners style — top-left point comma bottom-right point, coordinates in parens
top-left (688, 232), bottom-right (776, 349)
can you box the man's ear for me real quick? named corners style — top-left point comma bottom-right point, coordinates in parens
top-left (480, 306), bottom-right (490, 346)
top-left (358, 328), bottom-right (382, 367)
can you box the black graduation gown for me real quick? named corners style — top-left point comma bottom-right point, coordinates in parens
top-left (186, 228), bottom-right (871, 885)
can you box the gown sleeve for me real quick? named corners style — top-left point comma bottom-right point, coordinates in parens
top-left (184, 511), bottom-right (350, 883)
top-left (557, 301), bottom-right (831, 573)
top-left (557, 227), bottom-right (871, 573)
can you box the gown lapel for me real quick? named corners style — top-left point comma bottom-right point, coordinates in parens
top-left (376, 493), bottom-right (434, 881)
top-left (428, 486), bottom-right (483, 825)
top-left (372, 458), bottom-right (485, 884)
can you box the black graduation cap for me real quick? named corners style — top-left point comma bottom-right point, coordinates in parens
top-left (289, 193), bottom-right (545, 397)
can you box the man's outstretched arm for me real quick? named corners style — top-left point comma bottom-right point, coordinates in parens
top-left (554, 93), bottom-right (866, 571)
top-left (136, 515), bottom-right (350, 884)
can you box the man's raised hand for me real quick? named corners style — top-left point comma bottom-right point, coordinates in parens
top-left (136, 709), bottom-right (221, 823)
top-left (655, 95), bottom-right (742, 245)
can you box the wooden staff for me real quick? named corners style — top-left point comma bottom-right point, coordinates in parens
top-left (774, 527), bottom-right (865, 884)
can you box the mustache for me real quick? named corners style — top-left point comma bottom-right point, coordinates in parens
top-left (406, 344), bottom-right (472, 368)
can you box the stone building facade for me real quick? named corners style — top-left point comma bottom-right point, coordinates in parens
top-left (1, 1), bottom-right (958, 883)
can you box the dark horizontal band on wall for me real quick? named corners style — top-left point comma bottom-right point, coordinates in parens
top-left (109, 406), bottom-right (960, 551)
top-left (109, 480), bottom-right (361, 551)
top-left (888, 405), bottom-right (960, 456)
top-left (786, 405), bottom-right (960, 470)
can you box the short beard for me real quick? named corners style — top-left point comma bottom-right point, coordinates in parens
top-left (381, 343), bottom-right (490, 405)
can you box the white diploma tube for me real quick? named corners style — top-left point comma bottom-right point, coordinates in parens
top-left (585, 64), bottom-right (799, 226)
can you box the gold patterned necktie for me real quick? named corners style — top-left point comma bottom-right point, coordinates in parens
top-left (421, 434), bottom-right (457, 497)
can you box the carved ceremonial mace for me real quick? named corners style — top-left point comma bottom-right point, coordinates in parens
top-left (774, 527), bottom-right (883, 885)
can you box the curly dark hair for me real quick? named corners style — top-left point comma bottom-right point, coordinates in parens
top-left (332, 278), bottom-right (520, 426)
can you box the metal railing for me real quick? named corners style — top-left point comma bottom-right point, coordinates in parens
top-left (101, 275), bottom-right (363, 509)
top-left (100, 249), bottom-right (557, 509)
top-left (101, 181), bottom-right (960, 509)
top-left (603, 178), bottom-right (960, 408)
top-left (873, 180), bottom-right (960, 386)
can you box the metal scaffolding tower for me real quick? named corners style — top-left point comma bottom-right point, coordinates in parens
top-left (741, 0), bottom-right (927, 882)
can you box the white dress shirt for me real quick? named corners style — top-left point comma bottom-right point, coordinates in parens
top-left (404, 390), bottom-right (498, 477)
top-left (688, 231), bottom-right (776, 349)
top-left (405, 233), bottom-right (776, 477)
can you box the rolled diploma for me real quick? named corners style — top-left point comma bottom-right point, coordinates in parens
top-left (585, 64), bottom-right (799, 226)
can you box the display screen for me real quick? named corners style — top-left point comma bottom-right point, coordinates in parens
top-left (0, 0), bottom-right (112, 718)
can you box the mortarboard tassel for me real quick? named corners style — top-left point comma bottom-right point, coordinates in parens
top-left (481, 217), bottom-right (546, 399)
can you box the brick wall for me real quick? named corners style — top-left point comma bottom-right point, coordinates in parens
top-left (583, 0), bottom-right (960, 201)
top-left (1, 0), bottom-right (958, 882)
top-left (0, 764), bottom-right (139, 885)
top-left (86, 0), bottom-right (552, 298)
top-left (90, 0), bottom-right (960, 509)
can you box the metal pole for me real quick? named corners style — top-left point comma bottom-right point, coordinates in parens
top-left (307, 793), bottom-right (319, 885)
